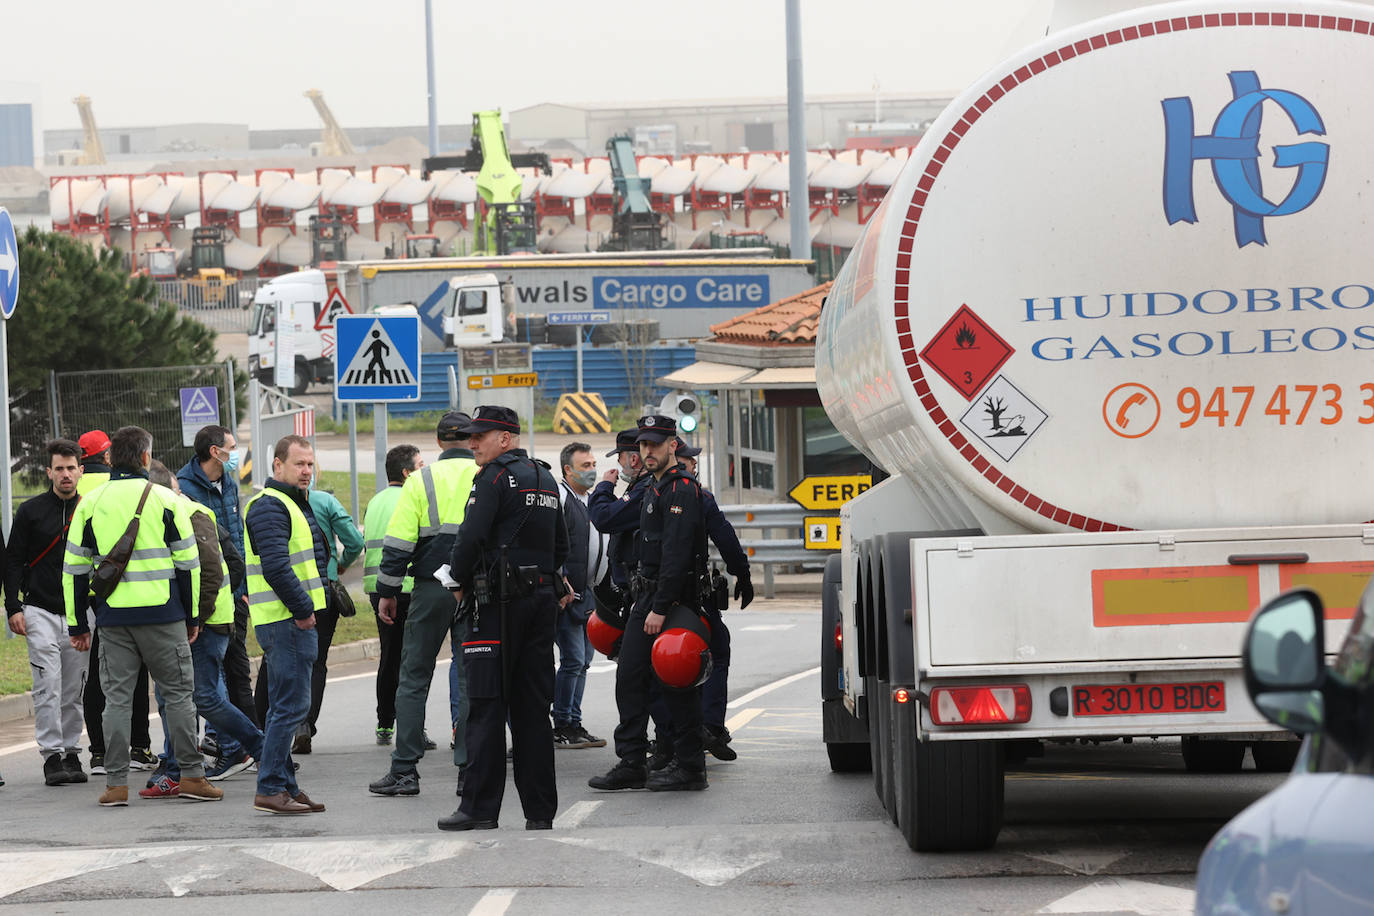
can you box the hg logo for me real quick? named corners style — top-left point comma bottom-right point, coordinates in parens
top-left (1161, 71), bottom-right (1328, 247)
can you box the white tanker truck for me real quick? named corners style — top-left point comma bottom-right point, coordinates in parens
top-left (816, 0), bottom-right (1374, 851)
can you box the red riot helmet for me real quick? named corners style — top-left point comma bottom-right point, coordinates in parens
top-left (587, 609), bottom-right (626, 660)
top-left (651, 604), bottom-right (713, 689)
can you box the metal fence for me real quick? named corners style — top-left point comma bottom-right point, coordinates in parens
top-left (716, 502), bottom-right (832, 598)
top-left (8, 362), bottom-right (240, 491)
top-left (157, 276), bottom-right (262, 335)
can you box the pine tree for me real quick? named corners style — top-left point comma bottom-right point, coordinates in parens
top-left (8, 228), bottom-right (246, 473)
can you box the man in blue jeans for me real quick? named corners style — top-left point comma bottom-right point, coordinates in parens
top-left (553, 442), bottom-right (607, 749)
top-left (242, 435), bottom-right (329, 815)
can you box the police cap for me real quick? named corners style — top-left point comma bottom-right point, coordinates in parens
top-left (436, 410), bottom-right (471, 441)
top-left (465, 405), bottom-right (521, 435)
top-left (605, 428), bottom-right (640, 457)
top-left (635, 415), bottom-right (676, 444)
top-left (674, 437), bottom-right (701, 458)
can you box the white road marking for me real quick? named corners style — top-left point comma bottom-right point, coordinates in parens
top-left (724, 708), bottom-right (763, 733)
top-left (239, 837), bottom-right (471, 891)
top-left (148, 856), bottom-right (233, 897)
top-left (1026, 848), bottom-right (1130, 876)
top-left (553, 836), bottom-right (778, 887)
top-left (740, 624), bottom-right (794, 631)
top-left (1038, 878), bottom-right (1193, 915)
top-left (469, 888), bottom-right (518, 915)
top-left (0, 847), bottom-right (179, 899)
top-left (557, 799), bottom-right (602, 829)
top-left (725, 667), bottom-right (820, 709)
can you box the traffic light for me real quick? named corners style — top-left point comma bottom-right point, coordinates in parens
top-left (659, 391), bottom-right (700, 433)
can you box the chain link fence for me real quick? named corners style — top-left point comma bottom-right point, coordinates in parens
top-left (156, 276), bottom-right (262, 334)
top-left (8, 362), bottom-right (241, 499)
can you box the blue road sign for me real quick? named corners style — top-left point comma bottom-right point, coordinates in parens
top-left (0, 208), bottom-right (19, 320)
top-left (179, 386), bottom-right (220, 447)
top-left (335, 313), bottom-right (421, 402)
top-left (547, 310), bottom-right (611, 326)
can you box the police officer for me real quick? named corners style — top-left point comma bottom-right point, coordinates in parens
top-left (369, 413), bottom-right (480, 798)
top-left (440, 405), bottom-right (570, 831)
top-left (664, 439), bottom-right (752, 761)
top-left (590, 415), bottom-right (710, 793)
top-left (588, 428), bottom-right (652, 590)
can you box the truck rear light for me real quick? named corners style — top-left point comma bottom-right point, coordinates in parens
top-left (892, 687), bottom-right (912, 704)
top-left (833, 622), bottom-right (842, 651)
top-left (929, 685), bottom-right (1031, 725)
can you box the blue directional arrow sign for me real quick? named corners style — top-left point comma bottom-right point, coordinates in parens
top-left (547, 311), bottom-right (611, 325)
top-left (334, 314), bottom-right (421, 402)
top-left (0, 208), bottom-right (19, 320)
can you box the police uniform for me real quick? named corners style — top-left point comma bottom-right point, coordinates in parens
top-left (587, 429), bottom-right (653, 591)
top-left (369, 412), bottom-right (480, 795)
top-left (591, 415), bottom-right (710, 792)
top-left (442, 405), bottom-right (568, 830)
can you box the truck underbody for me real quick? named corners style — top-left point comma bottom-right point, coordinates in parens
top-left (822, 477), bottom-right (1354, 851)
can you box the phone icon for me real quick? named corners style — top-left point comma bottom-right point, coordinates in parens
top-left (1115, 393), bottom-right (1148, 429)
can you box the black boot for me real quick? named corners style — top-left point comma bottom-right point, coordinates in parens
top-left (588, 757), bottom-right (647, 790)
top-left (647, 760), bottom-right (708, 792)
top-left (63, 753), bottom-right (88, 784)
top-left (703, 725), bottom-right (737, 761)
top-left (43, 754), bottom-right (69, 786)
top-left (647, 739), bottom-right (673, 772)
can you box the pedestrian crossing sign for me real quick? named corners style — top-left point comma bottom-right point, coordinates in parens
top-left (334, 314), bottom-right (421, 402)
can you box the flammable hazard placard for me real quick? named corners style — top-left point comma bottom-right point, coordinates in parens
top-left (918, 304), bottom-right (1013, 400)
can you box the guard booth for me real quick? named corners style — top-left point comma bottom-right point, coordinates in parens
top-left (457, 343), bottom-right (535, 420)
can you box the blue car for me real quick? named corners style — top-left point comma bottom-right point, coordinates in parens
top-left (1195, 583), bottom-right (1374, 915)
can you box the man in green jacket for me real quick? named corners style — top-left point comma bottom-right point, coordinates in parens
top-left (363, 444), bottom-right (423, 745)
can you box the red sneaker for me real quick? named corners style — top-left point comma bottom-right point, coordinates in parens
top-left (138, 775), bottom-right (179, 799)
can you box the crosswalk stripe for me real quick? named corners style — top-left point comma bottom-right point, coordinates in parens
top-left (469, 888), bottom-right (518, 915)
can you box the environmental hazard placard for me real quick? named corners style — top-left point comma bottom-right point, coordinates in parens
top-left (919, 304), bottom-right (1013, 400)
top-left (334, 314), bottom-right (421, 402)
top-left (958, 375), bottom-right (1047, 462)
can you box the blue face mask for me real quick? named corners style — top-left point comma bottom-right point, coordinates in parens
top-left (221, 449), bottom-right (241, 473)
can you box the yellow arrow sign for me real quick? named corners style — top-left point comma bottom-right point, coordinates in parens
top-left (787, 474), bottom-right (872, 511)
top-left (804, 516), bottom-right (841, 550)
top-left (467, 372), bottom-right (539, 390)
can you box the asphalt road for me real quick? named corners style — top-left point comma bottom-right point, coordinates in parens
top-left (0, 605), bottom-right (1283, 914)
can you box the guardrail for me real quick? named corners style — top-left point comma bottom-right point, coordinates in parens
top-left (714, 503), bottom-right (832, 598)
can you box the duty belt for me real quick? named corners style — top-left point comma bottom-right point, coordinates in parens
top-left (630, 572), bottom-right (657, 599)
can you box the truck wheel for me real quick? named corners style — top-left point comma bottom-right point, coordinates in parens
top-left (827, 742), bottom-right (872, 772)
top-left (1181, 736), bottom-right (1246, 773)
top-left (1251, 740), bottom-right (1300, 773)
top-left (289, 360), bottom-right (310, 397)
top-left (866, 677), bottom-right (890, 812)
top-left (897, 702), bottom-right (1005, 852)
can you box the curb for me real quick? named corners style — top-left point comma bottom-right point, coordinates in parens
top-left (0, 637), bottom-right (384, 727)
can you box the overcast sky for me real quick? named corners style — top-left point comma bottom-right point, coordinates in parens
top-left (12, 1), bottom-right (1051, 132)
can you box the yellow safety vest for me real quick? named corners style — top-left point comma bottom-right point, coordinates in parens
top-left (378, 455), bottom-right (480, 592)
top-left (189, 503), bottom-right (234, 626)
top-left (76, 471), bottom-right (110, 496)
top-left (63, 476), bottom-right (200, 628)
top-left (363, 483), bottom-right (410, 594)
top-left (243, 487), bottom-right (325, 626)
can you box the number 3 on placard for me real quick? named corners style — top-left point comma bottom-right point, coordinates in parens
top-left (1361, 384), bottom-right (1374, 424)
top-left (964, 371), bottom-right (973, 385)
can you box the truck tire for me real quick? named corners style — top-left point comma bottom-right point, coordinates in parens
top-left (827, 742), bottom-right (872, 773)
top-left (866, 676), bottom-right (891, 813)
top-left (515, 315), bottom-right (547, 344)
top-left (290, 359), bottom-right (310, 397)
top-left (1251, 740), bottom-right (1301, 773)
top-left (895, 696), bottom-right (1005, 852)
top-left (1181, 737), bottom-right (1246, 773)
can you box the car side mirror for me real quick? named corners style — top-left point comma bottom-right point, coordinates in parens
top-left (1243, 588), bottom-right (1326, 733)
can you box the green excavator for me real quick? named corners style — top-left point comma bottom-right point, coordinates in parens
top-left (422, 109), bottom-right (551, 256)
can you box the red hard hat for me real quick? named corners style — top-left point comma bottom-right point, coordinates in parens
top-left (587, 609), bottom-right (625, 659)
top-left (651, 605), bottom-right (713, 689)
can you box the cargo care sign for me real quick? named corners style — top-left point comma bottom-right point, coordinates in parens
top-left (874, 4), bottom-right (1374, 534)
top-left (593, 275), bottom-right (769, 309)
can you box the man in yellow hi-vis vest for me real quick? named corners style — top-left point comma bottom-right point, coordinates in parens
top-left (63, 426), bottom-right (218, 808)
top-left (242, 434), bottom-right (329, 816)
top-left (368, 412), bottom-right (480, 799)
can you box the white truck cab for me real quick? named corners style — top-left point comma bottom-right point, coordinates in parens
top-left (442, 272), bottom-right (511, 347)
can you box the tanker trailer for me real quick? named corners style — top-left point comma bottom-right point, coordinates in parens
top-left (816, 0), bottom-right (1374, 851)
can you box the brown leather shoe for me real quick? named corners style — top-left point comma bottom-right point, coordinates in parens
top-left (292, 791), bottom-right (325, 812)
top-left (178, 777), bottom-right (224, 801)
top-left (254, 791), bottom-right (311, 814)
top-left (98, 785), bottom-right (128, 807)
